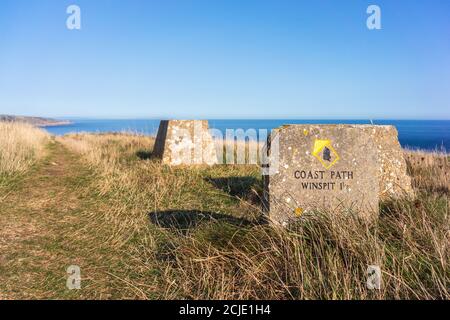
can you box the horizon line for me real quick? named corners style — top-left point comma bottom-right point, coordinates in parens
top-left (3, 113), bottom-right (450, 121)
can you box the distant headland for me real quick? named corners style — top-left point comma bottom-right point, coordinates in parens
top-left (0, 115), bottom-right (72, 127)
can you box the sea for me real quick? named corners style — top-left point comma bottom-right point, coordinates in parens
top-left (44, 119), bottom-right (450, 152)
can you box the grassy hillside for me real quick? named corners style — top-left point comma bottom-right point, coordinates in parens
top-left (0, 123), bottom-right (448, 299)
top-left (0, 115), bottom-right (71, 127)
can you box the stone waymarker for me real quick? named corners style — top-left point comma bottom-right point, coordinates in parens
top-left (153, 120), bottom-right (218, 165)
top-left (263, 124), bottom-right (413, 226)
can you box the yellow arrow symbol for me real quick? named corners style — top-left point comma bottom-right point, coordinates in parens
top-left (313, 139), bottom-right (331, 156)
top-left (312, 138), bottom-right (340, 169)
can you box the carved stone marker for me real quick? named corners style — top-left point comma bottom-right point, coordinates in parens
top-left (263, 124), bottom-right (413, 225)
top-left (153, 120), bottom-right (218, 165)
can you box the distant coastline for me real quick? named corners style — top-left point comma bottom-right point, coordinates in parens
top-left (0, 115), bottom-right (72, 127)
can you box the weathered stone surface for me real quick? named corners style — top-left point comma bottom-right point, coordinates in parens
top-left (263, 124), bottom-right (413, 226)
top-left (153, 120), bottom-right (218, 165)
top-left (373, 126), bottom-right (414, 199)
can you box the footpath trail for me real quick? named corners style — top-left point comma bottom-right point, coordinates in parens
top-left (0, 140), bottom-right (124, 299)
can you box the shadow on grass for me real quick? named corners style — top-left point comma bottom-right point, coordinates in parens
top-left (148, 210), bottom-right (263, 231)
top-left (136, 150), bottom-right (158, 161)
top-left (149, 210), bottom-right (268, 262)
top-left (206, 176), bottom-right (257, 197)
top-left (206, 176), bottom-right (263, 204)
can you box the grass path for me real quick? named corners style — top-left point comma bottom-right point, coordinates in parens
top-left (0, 140), bottom-right (129, 299)
top-left (0, 136), bottom-right (263, 300)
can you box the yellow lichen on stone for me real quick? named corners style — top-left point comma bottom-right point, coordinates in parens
top-left (294, 207), bottom-right (303, 217)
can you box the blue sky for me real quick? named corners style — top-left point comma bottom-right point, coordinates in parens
top-left (0, 0), bottom-right (449, 119)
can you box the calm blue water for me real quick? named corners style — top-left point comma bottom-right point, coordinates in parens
top-left (44, 119), bottom-right (450, 152)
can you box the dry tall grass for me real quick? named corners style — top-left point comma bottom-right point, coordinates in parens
top-left (405, 150), bottom-right (449, 194)
top-left (58, 132), bottom-right (154, 172)
top-left (0, 121), bottom-right (49, 174)
top-left (57, 133), bottom-right (448, 300)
